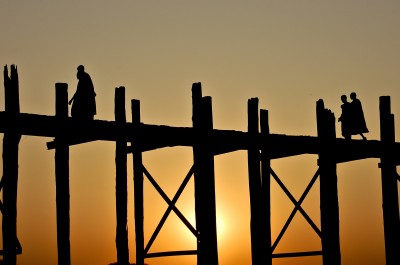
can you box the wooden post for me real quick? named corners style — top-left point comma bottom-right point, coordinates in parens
top-left (55, 82), bottom-right (71, 265)
top-left (2, 65), bottom-right (21, 265)
top-left (132, 99), bottom-right (144, 265)
top-left (379, 96), bottom-right (400, 265)
top-left (316, 99), bottom-right (341, 265)
top-left (192, 83), bottom-right (219, 265)
top-left (247, 98), bottom-right (267, 265)
top-left (260, 109), bottom-right (272, 265)
top-left (115, 87), bottom-right (129, 264)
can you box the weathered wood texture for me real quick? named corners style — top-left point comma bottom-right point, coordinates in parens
top-left (379, 96), bottom-right (400, 265)
top-left (2, 65), bottom-right (21, 265)
top-left (54, 83), bottom-right (71, 265)
top-left (115, 87), bottom-right (129, 264)
top-left (317, 100), bottom-right (341, 265)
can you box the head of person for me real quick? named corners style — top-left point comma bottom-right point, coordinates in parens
top-left (350, 92), bottom-right (357, 100)
top-left (341, 95), bottom-right (347, 103)
top-left (77, 65), bottom-right (85, 79)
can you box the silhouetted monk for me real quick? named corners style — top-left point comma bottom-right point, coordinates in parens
top-left (69, 65), bottom-right (96, 120)
top-left (338, 95), bottom-right (351, 139)
top-left (349, 92), bottom-right (368, 140)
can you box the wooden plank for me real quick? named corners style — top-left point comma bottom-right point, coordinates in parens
top-left (115, 87), bottom-right (129, 264)
top-left (1, 111), bottom-right (394, 161)
top-left (145, 250), bottom-right (197, 258)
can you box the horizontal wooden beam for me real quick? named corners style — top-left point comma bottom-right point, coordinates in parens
top-left (145, 250), bottom-right (197, 258)
top-left (272, 251), bottom-right (323, 258)
top-left (0, 111), bottom-right (399, 162)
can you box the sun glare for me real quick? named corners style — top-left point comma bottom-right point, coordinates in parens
top-left (216, 214), bottom-right (226, 240)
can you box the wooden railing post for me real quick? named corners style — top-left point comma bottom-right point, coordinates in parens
top-left (379, 96), bottom-right (400, 265)
top-left (132, 99), bottom-right (145, 265)
top-left (115, 87), bottom-right (129, 264)
top-left (260, 108), bottom-right (272, 265)
top-left (55, 82), bottom-right (71, 265)
top-left (192, 83), bottom-right (219, 265)
top-left (247, 98), bottom-right (268, 265)
top-left (316, 99), bottom-right (341, 265)
top-left (2, 64), bottom-right (21, 265)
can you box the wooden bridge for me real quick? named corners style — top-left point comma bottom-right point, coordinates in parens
top-left (1, 65), bottom-right (399, 265)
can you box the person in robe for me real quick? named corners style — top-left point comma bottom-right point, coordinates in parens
top-left (69, 65), bottom-right (96, 120)
top-left (349, 92), bottom-right (368, 140)
top-left (338, 95), bottom-right (351, 139)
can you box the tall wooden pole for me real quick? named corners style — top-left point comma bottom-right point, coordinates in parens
top-left (2, 65), bottom-right (21, 265)
top-left (192, 83), bottom-right (219, 265)
top-left (379, 96), bottom-right (400, 265)
top-left (260, 108), bottom-right (272, 265)
top-left (132, 99), bottom-right (144, 265)
top-left (316, 99), bottom-right (341, 265)
top-left (247, 98), bottom-right (268, 265)
top-left (55, 83), bottom-right (71, 265)
top-left (115, 87), bottom-right (129, 264)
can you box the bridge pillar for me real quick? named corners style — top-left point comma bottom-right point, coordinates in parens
top-left (192, 83), bottom-right (219, 265)
top-left (2, 65), bottom-right (21, 265)
top-left (132, 99), bottom-right (145, 265)
top-left (316, 99), bottom-right (341, 265)
top-left (260, 109), bottom-right (272, 265)
top-left (247, 98), bottom-right (270, 265)
top-left (115, 87), bottom-right (129, 264)
top-left (379, 96), bottom-right (400, 265)
top-left (54, 83), bottom-right (71, 265)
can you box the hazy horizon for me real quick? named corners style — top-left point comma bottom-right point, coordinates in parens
top-left (1, 1), bottom-right (400, 265)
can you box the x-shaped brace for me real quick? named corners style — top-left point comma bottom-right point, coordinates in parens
top-left (142, 165), bottom-right (197, 254)
top-left (270, 168), bottom-right (321, 252)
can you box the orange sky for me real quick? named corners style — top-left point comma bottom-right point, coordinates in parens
top-left (1, 1), bottom-right (400, 265)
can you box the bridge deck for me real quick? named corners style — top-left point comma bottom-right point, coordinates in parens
top-left (0, 111), bottom-right (398, 163)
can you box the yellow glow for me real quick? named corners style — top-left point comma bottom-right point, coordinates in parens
top-left (1, 1), bottom-right (400, 264)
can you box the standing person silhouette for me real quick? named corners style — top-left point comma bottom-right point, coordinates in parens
top-left (349, 92), bottom-right (368, 140)
top-left (69, 65), bottom-right (96, 120)
top-left (338, 95), bottom-right (351, 139)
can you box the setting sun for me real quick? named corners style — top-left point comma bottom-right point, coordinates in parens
top-left (1, 1), bottom-right (400, 265)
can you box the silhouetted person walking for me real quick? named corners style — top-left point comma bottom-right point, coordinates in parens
top-left (349, 92), bottom-right (368, 140)
top-left (338, 95), bottom-right (351, 139)
top-left (69, 65), bottom-right (96, 120)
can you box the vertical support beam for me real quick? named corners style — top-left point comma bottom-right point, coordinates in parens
top-left (316, 99), bottom-right (341, 265)
top-left (192, 83), bottom-right (219, 265)
top-left (2, 65), bottom-right (21, 265)
top-left (260, 109), bottom-right (272, 265)
top-left (379, 96), bottom-right (400, 265)
top-left (55, 82), bottom-right (71, 265)
top-left (132, 99), bottom-right (145, 265)
top-left (115, 87), bottom-right (129, 264)
top-left (247, 98), bottom-right (267, 265)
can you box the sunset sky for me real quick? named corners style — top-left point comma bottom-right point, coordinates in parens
top-left (1, 1), bottom-right (400, 265)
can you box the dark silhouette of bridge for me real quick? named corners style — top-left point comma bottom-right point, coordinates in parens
top-left (1, 65), bottom-right (399, 265)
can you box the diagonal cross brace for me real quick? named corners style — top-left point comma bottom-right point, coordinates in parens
top-left (270, 168), bottom-right (321, 252)
top-left (142, 165), bottom-right (197, 254)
